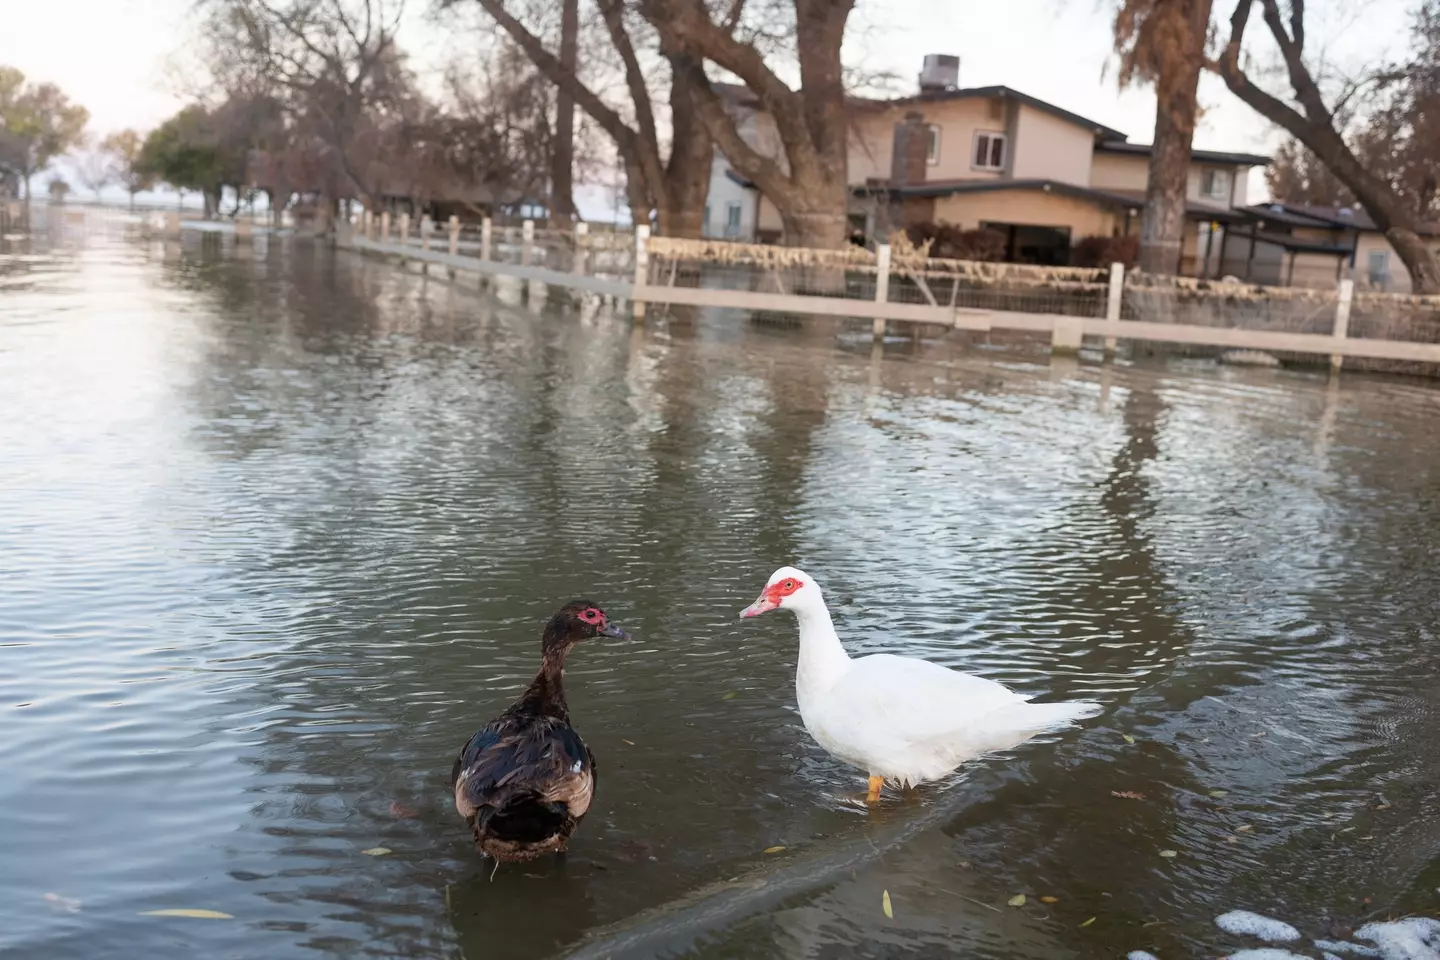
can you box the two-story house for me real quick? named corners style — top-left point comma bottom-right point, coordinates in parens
top-left (708, 55), bottom-right (1271, 274)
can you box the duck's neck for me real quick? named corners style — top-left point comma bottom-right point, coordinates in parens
top-left (793, 601), bottom-right (851, 704)
top-left (518, 647), bottom-right (571, 721)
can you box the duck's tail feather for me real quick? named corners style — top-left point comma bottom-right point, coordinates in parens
top-left (1004, 698), bottom-right (1104, 733)
top-left (476, 794), bottom-right (568, 845)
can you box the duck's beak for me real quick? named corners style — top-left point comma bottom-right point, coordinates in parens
top-left (739, 596), bottom-right (778, 619)
top-left (599, 622), bottom-right (631, 640)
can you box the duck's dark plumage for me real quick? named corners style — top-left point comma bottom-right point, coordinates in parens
top-left (449, 600), bottom-right (625, 862)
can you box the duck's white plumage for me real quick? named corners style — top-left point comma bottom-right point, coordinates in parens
top-left (742, 566), bottom-right (1102, 788)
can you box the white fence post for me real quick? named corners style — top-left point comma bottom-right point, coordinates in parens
top-left (480, 217), bottom-right (492, 261)
top-left (573, 222), bottom-right (589, 275)
top-left (380, 211), bottom-right (390, 242)
top-left (420, 216), bottom-right (433, 250)
top-left (1104, 261), bottom-right (1124, 354)
top-left (632, 224), bottom-right (651, 322)
top-left (398, 212), bottom-right (411, 246)
top-left (521, 219), bottom-right (535, 266)
top-left (165, 212), bottom-right (181, 237)
top-left (1332, 278), bottom-right (1354, 373)
top-left (873, 243), bottom-right (892, 340)
top-left (448, 215), bottom-right (459, 256)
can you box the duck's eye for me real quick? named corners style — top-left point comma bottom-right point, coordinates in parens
top-left (582, 608), bottom-right (601, 622)
top-left (783, 579), bottom-right (796, 590)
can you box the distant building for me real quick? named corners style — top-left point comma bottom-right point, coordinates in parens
top-left (708, 53), bottom-right (1437, 289)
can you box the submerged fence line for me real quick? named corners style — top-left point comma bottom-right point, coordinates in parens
top-left (149, 211), bottom-right (1440, 371)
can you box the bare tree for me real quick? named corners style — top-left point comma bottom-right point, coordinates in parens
top-left (74, 148), bottom-right (114, 199)
top-left (201, 0), bottom-right (408, 214)
top-left (450, 0), bottom-right (713, 236)
top-left (1113, 0), bottom-right (1214, 274)
top-left (1265, 137), bottom-right (1352, 206)
top-left (100, 129), bottom-right (156, 210)
top-left (1211, 0), bottom-right (1440, 292)
top-left (639, 0), bottom-right (855, 248)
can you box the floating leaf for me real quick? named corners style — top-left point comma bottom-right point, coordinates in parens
top-left (139, 909), bottom-right (233, 920)
top-left (1040, 896), bottom-right (1059, 904)
top-left (1121, 734), bottom-right (1136, 744)
top-left (622, 739), bottom-right (636, 746)
top-left (1209, 790), bottom-right (1229, 799)
top-left (1080, 916), bottom-right (1096, 927)
top-left (882, 890), bottom-right (893, 919)
top-left (1008, 894), bottom-right (1027, 907)
top-left (721, 691), bottom-right (738, 701)
top-left (1111, 790), bottom-right (1146, 801)
top-left (763, 846), bottom-right (786, 854)
top-left (1159, 849), bottom-right (1178, 859)
top-left (361, 847), bottom-right (392, 856)
top-left (1376, 803), bottom-right (1391, 810)
top-left (388, 801), bottom-right (417, 819)
top-left (1235, 825), bottom-right (1254, 833)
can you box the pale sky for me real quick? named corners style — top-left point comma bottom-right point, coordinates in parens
top-left (0, 0), bottom-right (1416, 210)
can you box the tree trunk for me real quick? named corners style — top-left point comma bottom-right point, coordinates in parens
top-left (781, 208), bottom-right (848, 250)
top-left (1139, 0), bottom-right (1212, 275)
top-left (654, 54), bottom-right (713, 239)
top-left (549, 0), bottom-right (579, 227)
top-left (22, 173), bottom-right (31, 227)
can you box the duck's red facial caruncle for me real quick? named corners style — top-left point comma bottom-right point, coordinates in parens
top-left (565, 603), bottom-right (631, 640)
top-left (740, 575), bottom-right (803, 618)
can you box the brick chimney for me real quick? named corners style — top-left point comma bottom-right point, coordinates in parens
top-left (891, 111), bottom-right (929, 188)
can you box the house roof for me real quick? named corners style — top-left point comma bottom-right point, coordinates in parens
top-left (1249, 229), bottom-right (1353, 256)
top-left (861, 178), bottom-right (1253, 223)
top-left (1095, 141), bottom-right (1271, 167)
top-left (1243, 202), bottom-right (1438, 235)
top-left (724, 169), bottom-right (757, 190)
top-left (860, 85), bottom-right (1128, 142)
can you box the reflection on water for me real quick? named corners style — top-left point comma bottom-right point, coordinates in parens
top-left (2, 232), bottom-right (1440, 960)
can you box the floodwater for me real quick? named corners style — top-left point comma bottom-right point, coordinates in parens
top-left (3, 229), bottom-right (1440, 960)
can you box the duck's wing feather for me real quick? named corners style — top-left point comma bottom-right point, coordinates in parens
top-left (829, 654), bottom-right (1029, 738)
top-left (452, 717), bottom-right (595, 821)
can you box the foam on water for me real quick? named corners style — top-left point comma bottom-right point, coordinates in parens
top-left (1128, 952), bottom-right (1161, 960)
top-left (1314, 940), bottom-right (1382, 958)
top-left (1353, 918), bottom-right (1440, 960)
top-left (1225, 950), bottom-right (1311, 960)
top-left (1217, 911), bottom-right (1303, 943)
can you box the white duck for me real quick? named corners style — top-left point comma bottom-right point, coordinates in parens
top-left (740, 566), bottom-right (1102, 802)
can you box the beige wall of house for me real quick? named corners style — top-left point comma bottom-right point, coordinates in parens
top-left (757, 195), bottom-right (784, 237)
top-left (1090, 152), bottom-right (1252, 208)
top-left (932, 189), bottom-right (1120, 239)
top-left (1090, 153), bottom-right (1149, 192)
top-left (1010, 105), bottom-right (1094, 185)
top-left (848, 110), bottom-right (893, 185)
top-left (914, 98), bottom-right (1009, 183)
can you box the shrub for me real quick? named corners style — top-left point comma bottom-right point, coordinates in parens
top-left (1072, 234), bottom-right (1139, 269)
top-left (903, 221), bottom-right (1007, 261)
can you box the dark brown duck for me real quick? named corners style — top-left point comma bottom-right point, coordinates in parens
top-left (449, 601), bottom-right (628, 862)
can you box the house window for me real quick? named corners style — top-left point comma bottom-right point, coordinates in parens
top-left (1201, 168), bottom-right (1231, 201)
top-left (927, 125), bottom-right (941, 165)
top-left (725, 201), bottom-right (742, 236)
top-left (1368, 249), bottom-right (1390, 287)
top-left (973, 131), bottom-right (1005, 171)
